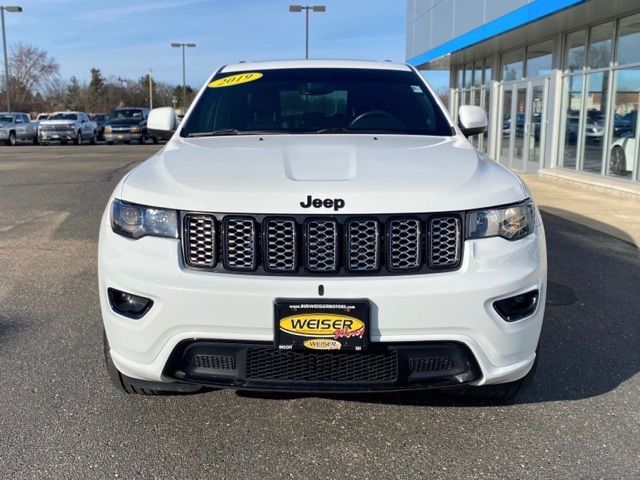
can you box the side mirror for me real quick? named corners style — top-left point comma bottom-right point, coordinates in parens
top-left (458, 105), bottom-right (487, 137)
top-left (148, 107), bottom-right (177, 136)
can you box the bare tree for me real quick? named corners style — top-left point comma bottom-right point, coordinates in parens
top-left (9, 42), bottom-right (60, 111)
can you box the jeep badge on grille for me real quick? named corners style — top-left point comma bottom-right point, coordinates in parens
top-left (300, 195), bottom-right (345, 211)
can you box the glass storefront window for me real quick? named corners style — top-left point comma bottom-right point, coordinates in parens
top-left (484, 60), bottom-right (492, 85)
top-left (580, 71), bottom-right (609, 173)
top-left (560, 75), bottom-right (583, 169)
top-left (617, 13), bottom-right (640, 66)
top-left (456, 68), bottom-right (463, 89)
top-left (502, 49), bottom-right (524, 81)
top-left (500, 88), bottom-right (513, 164)
top-left (526, 40), bottom-right (553, 77)
top-left (588, 22), bottom-right (613, 69)
top-left (607, 68), bottom-right (639, 178)
top-left (481, 88), bottom-right (491, 154)
top-left (565, 30), bottom-right (586, 72)
top-left (464, 65), bottom-right (473, 88)
top-left (473, 62), bottom-right (483, 87)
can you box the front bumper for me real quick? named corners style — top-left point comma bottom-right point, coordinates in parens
top-left (164, 340), bottom-right (480, 392)
top-left (105, 131), bottom-right (141, 142)
top-left (39, 130), bottom-right (76, 141)
top-left (99, 210), bottom-right (547, 389)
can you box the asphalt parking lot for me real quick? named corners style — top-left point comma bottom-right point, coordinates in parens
top-left (0, 145), bottom-right (638, 479)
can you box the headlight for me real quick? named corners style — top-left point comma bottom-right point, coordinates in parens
top-left (111, 199), bottom-right (178, 240)
top-left (466, 200), bottom-right (536, 241)
top-left (104, 126), bottom-right (112, 133)
top-left (130, 126), bottom-right (140, 133)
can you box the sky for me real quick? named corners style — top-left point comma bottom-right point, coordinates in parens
top-left (3, 0), bottom-right (456, 90)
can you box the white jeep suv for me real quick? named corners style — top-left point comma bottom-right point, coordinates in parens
top-left (99, 60), bottom-right (546, 400)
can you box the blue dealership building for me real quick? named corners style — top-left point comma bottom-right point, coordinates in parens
top-left (407, 0), bottom-right (640, 188)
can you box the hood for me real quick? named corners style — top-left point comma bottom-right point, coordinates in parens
top-left (120, 135), bottom-right (527, 214)
top-left (40, 119), bottom-right (76, 126)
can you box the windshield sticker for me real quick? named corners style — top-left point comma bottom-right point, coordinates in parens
top-left (411, 85), bottom-right (422, 93)
top-left (208, 72), bottom-right (263, 88)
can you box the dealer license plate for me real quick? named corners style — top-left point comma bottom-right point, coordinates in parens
top-left (274, 299), bottom-right (370, 352)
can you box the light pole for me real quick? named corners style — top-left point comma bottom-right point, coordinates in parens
top-left (1, 5), bottom-right (21, 113)
top-left (148, 69), bottom-right (153, 109)
top-left (171, 42), bottom-right (196, 111)
top-left (289, 5), bottom-right (325, 59)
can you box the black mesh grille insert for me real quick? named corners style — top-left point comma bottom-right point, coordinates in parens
top-left (429, 216), bottom-right (461, 268)
top-left (192, 354), bottom-right (236, 370)
top-left (346, 219), bottom-right (380, 271)
top-left (305, 219), bottom-right (338, 272)
top-left (245, 348), bottom-right (398, 383)
top-left (223, 217), bottom-right (258, 271)
top-left (184, 214), bottom-right (216, 267)
top-left (388, 218), bottom-right (421, 271)
top-left (409, 357), bottom-right (454, 373)
top-left (264, 218), bottom-right (297, 272)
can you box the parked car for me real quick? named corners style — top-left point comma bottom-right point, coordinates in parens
top-left (99, 60), bottom-right (547, 400)
top-left (38, 111), bottom-right (97, 145)
top-left (103, 108), bottom-right (156, 144)
top-left (609, 111), bottom-right (637, 176)
top-left (36, 113), bottom-right (50, 122)
top-left (0, 112), bottom-right (38, 145)
top-left (90, 113), bottom-right (109, 140)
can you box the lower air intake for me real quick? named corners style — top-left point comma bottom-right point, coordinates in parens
top-left (245, 348), bottom-right (399, 383)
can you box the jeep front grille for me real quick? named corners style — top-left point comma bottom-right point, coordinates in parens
top-left (181, 213), bottom-right (463, 276)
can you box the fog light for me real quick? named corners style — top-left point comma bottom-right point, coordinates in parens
top-left (107, 288), bottom-right (153, 319)
top-left (493, 290), bottom-right (539, 322)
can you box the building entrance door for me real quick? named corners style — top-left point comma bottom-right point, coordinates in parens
top-left (498, 79), bottom-right (548, 172)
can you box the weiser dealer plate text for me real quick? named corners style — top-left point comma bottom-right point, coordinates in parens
top-left (274, 299), bottom-right (370, 351)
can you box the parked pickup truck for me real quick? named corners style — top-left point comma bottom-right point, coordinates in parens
top-left (0, 112), bottom-right (38, 145)
top-left (38, 111), bottom-right (98, 145)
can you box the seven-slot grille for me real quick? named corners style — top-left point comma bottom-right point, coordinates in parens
top-left (182, 213), bottom-right (462, 275)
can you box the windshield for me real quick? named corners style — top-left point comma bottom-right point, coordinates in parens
top-left (37, 114), bottom-right (49, 120)
top-left (0, 115), bottom-right (14, 123)
top-left (181, 68), bottom-right (452, 137)
top-left (50, 113), bottom-right (78, 121)
top-left (109, 109), bottom-right (143, 120)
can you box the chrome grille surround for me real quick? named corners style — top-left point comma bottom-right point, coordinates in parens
top-left (181, 212), bottom-right (462, 276)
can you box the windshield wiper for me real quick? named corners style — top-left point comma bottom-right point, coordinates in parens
top-left (315, 127), bottom-right (350, 134)
top-left (186, 129), bottom-right (298, 137)
top-left (186, 129), bottom-right (244, 137)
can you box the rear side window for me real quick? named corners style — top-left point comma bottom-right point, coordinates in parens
top-left (182, 68), bottom-right (452, 137)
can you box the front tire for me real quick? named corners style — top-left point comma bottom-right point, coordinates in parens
top-left (442, 350), bottom-right (539, 403)
top-left (610, 146), bottom-right (626, 175)
top-left (90, 131), bottom-right (97, 145)
top-left (103, 331), bottom-right (202, 396)
top-left (6, 131), bottom-right (16, 146)
top-left (74, 131), bottom-right (82, 145)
